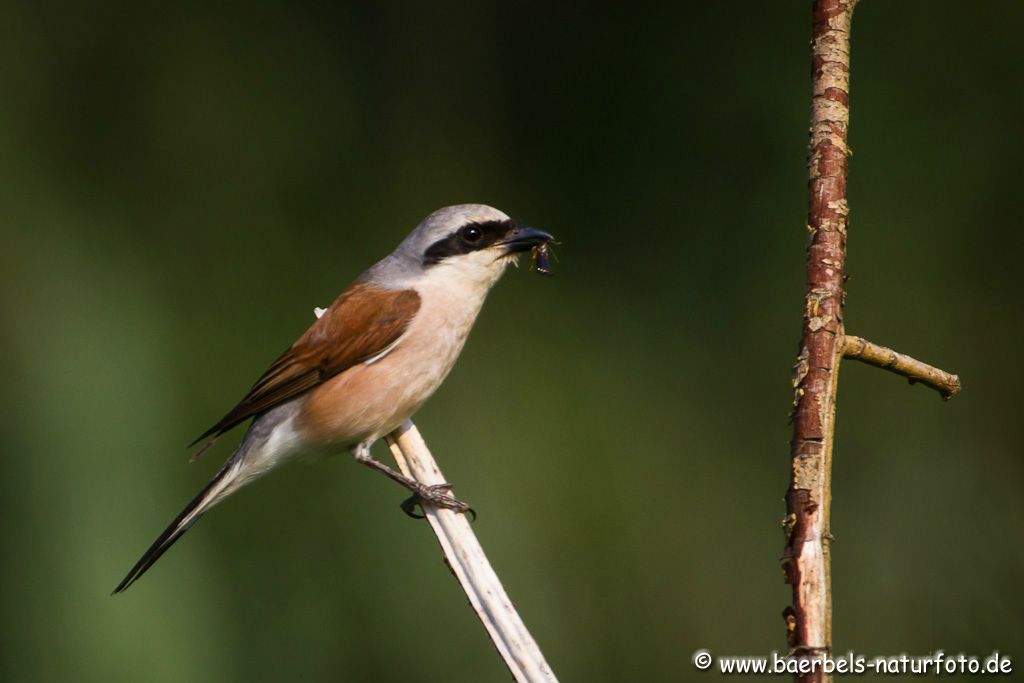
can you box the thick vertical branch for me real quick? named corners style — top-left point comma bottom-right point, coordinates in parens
top-left (782, 1), bottom-right (855, 680)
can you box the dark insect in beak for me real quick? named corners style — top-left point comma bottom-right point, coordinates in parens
top-left (532, 243), bottom-right (553, 276)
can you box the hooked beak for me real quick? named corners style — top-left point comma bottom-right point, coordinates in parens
top-left (497, 226), bottom-right (555, 254)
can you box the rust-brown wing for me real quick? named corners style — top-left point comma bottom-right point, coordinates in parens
top-left (191, 283), bottom-right (421, 445)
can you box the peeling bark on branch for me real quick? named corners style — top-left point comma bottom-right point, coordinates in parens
top-left (782, 2), bottom-right (856, 681)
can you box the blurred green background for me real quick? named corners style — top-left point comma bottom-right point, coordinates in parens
top-left (2, 2), bottom-right (1022, 681)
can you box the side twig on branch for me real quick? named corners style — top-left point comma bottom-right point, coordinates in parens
top-left (842, 335), bottom-right (961, 399)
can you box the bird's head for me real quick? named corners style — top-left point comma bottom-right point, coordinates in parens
top-left (384, 204), bottom-right (554, 290)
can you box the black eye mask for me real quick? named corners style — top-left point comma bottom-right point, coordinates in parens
top-left (423, 220), bottom-right (516, 265)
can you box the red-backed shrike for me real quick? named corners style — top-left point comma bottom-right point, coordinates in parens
top-left (114, 204), bottom-right (553, 593)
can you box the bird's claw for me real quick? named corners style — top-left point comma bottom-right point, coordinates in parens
top-left (400, 483), bottom-right (476, 521)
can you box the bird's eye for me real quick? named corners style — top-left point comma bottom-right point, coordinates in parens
top-left (460, 225), bottom-right (483, 243)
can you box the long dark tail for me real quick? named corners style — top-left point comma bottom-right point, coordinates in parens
top-left (112, 461), bottom-right (238, 594)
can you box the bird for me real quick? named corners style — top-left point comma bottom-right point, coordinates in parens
top-left (113, 204), bottom-right (554, 593)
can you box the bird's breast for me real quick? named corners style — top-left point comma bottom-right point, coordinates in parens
top-left (295, 276), bottom-right (489, 448)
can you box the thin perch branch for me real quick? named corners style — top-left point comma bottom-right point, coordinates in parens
top-left (311, 306), bottom-right (557, 682)
top-left (843, 335), bottom-right (961, 399)
top-left (387, 423), bottom-right (558, 683)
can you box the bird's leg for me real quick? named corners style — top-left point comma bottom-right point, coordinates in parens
top-left (353, 444), bottom-right (474, 519)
